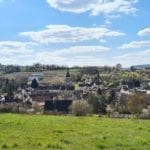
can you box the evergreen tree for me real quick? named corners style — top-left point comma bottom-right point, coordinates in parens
top-left (31, 78), bottom-right (39, 89)
top-left (1, 79), bottom-right (15, 95)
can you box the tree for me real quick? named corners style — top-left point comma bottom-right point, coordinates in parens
top-left (116, 63), bottom-right (122, 71)
top-left (7, 80), bottom-right (15, 95)
top-left (1, 79), bottom-right (15, 95)
top-left (99, 95), bottom-right (107, 114)
top-left (87, 93), bottom-right (100, 114)
top-left (31, 78), bottom-right (39, 89)
top-left (128, 93), bottom-right (148, 114)
top-left (106, 105), bottom-right (114, 116)
top-left (70, 100), bottom-right (92, 116)
top-left (108, 89), bottom-right (116, 104)
top-left (130, 66), bottom-right (135, 71)
top-left (117, 93), bottom-right (130, 114)
top-left (127, 72), bottom-right (140, 80)
top-left (15, 76), bottom-right (28, 88)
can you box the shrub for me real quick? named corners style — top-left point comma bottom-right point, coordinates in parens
top-left (0, 103), bottom-right (19, 113)
top-left (117, 93), bottom-right (130, 114)
top-left (18, 107), bottom-right (28, 114)
top-left (128, 93), bottom-right (149, 114)
top-left (140, 106), bottom-right (150, 119)
top-left (32, 101), bottom-right (42, 113)
top-left (87, 94), bottom-right (100, 114)
top-left (70, 100), bottom-right (92, 116)
top-left (106, 105), bottom-right (114, 116)
top-left (87, 94), bottom-right (106, 114)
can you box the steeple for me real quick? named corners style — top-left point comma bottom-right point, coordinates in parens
top-left (97, 70), bottom-right (100, 79)
top-left (66, 68), bottom-right (70, 77)
top-left (95, 70), bottom-right (100, 85)
top-left (65, 68), bottom-right (72, 85)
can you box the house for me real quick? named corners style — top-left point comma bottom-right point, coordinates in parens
top-left (0, 95), bottom-right (5, 103)
top-left (31, 94), bottom-right (54, 102)
top-left (141, 79), bottom-right (150, 90)
top-left (28, 73), bottom-right (44, 84)
top-left (4, 96), bottom-right (18, 103)
top-left (121, 80), bottom-right (141, 89)
top-left (44, 100), bottom-right (73, 113)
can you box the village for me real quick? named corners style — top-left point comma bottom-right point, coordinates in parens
top-left (0, 65), bottom-right (150, 118)
top-left (0, 0), bottom-right (150, 149)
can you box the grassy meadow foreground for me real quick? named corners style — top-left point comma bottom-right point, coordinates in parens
top-left (0, 114), bottom-right (149, 150)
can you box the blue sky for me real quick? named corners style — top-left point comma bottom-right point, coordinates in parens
top-left (0, 0), bottom-right (150, 67)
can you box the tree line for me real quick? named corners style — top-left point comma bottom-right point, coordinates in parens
top-left (0, 63), bottom-right (68, 73)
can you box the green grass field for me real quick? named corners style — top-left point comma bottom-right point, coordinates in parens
top-left (0, 114), bottom-right (149, 150)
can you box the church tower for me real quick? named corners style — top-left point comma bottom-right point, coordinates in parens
top-left (65, 68), bottom-right (72, 85)
top-left (95, 70), bottom-right (100, 85)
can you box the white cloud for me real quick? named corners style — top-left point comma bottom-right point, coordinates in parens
top-left (46, 0), bottom-right (138, 16)
top-left (0, 41), bottom-right (36, 64)
top-left (20, 25), bottom-right (125, 44)
top-left (137, 27), bottom-right (150, 36)
top-left (59, 45), bottom-right (109, 55)
top-left (119, 40), bottom-right (150, 49)
top-left (34, 45), bottom-right (110, 66)
top-left (0, 41), bottom-right (36, 55)
top-left (104, 14), bottom-right (121, 24)
top-left (35, 52), bottom-right (108, 67)
top-left (0, 42), bottom-right (110, 66)
top-left (114, 50), bottom-right (150, 66)
top-left (0, 40), bottom-right (149, 67)
top-left (64, 56), bottom-right (108, 67)
top-left (99, 39), bottom-right (107, 43)
top-left (38, 45), bottom-right (109, 57)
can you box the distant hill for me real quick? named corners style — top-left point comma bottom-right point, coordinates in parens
top-left (130, 64), bottom-right (150, 70)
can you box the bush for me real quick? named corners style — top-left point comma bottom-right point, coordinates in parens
top-left (87, 94), bottom-right (100, 114)
top-left (0, 103), bottom-right (19, 113)
top-left (128, 93), bottom-right (149, 114)
top-left (116, 93), bottom-right (130, 114)
top-left (87, 94), bottom-right (106, 114)
top-left (106, 105), bottom-right (114, 117)
top-left (18, 107), bottom-right (28, 114)
top-left (140, 106), bottom-right (150, 119)
top-left (70, 100), bottom-right (92, 116)
top-left (32, 101), bottom-right (42, 113)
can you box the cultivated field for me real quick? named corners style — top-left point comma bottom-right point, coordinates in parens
top-left (0, 114), bottom-right (149, 150)
top-left (0, 69), bottom-right (78, 84)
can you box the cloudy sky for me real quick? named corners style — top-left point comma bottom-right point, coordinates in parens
top-left (0, 0), bottom-right (150, 67)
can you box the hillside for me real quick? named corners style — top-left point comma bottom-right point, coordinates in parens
top-left (0, 69), bottom-right (78, 84)
top-left (0, 114), bottom-right (149, 150)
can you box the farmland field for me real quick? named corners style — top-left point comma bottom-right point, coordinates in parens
top-left (0, 114), bottom-right (149, 150)
top-left (0, 69), bottom-right (78, 84)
